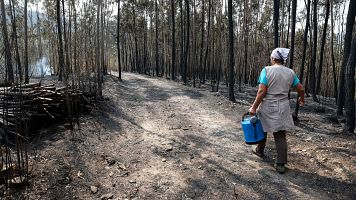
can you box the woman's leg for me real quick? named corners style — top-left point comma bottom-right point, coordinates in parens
top-left (273, 130), bottom-right (287, 164)
top-left (255, 132), bottom-right (267, 156)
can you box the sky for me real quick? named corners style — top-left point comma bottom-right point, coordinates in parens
top-left (27, 1), bottom-right (118, 17)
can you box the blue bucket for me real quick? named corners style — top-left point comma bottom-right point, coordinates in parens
top-left (241, 113), bottom-right (266, 145)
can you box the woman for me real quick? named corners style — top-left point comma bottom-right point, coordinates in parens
top-left (249, 48), bottom-right (305, 174)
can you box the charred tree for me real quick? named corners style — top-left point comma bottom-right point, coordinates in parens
top-left (171, 0), bottom-right (176, 80)
top-left (96, 0), bottom-right (103, 98)
top-left (273, 0), bottom-right (280, 48)
top-left (228, 0), bottom-right (236, 102)
top-left (289, 0), bottom-right (297, 69)
top-left (56, 0), bottom-right (65, 81)
top-left (203, 0), bottom-right (212, 84)
top-left (0, 0), bottom-right (14, 84)
top-left (330, 0), bottom-right (337, 100)
top-left (155, 0), bottom-right (159, 77)
top-left (309, 0), bottom-right (318, 102)
top-left (199, 0), bottom-right (205, 84)
top-left (294, 0), bottom-right (311, 119)
top-left (182, 0), bottom-right (190, 84)
top-left (117, 0), bottom-right (122, 80)
top-left (337, 0), bottom-right (356, 116)
top-left (344, 37), bottom-right (356, 133)
top-left (10, 0), bottom-right (22, 82)
top-left (24, 0), bottom-right (29, 83)
top-left (316, 0), bottom-right (330, 94)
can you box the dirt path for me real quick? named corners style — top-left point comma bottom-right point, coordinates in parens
top-left (3, 73), bottom-right (355, 200)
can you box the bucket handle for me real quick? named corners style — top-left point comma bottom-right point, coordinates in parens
top-left (241, 112), bottom-right (250, 121)
top-left (242, 112), bottom-right (258, 121)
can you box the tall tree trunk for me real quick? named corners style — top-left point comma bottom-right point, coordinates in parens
top-left (171, 0), bottom-right (176, 80)
top-left (243, 0), bottom-right (248, 84)
top-left (155, 0), bottom-right (159, 77)
top-left (179, 0), bottom-right (184, 77)
top-left (96, 0), bottom-right (102, 98)
top-left (24, 0), bottom-right (29, 83)
top-left (294, 0), bottom-right (311, 119)
top-left (72, 0), bottom-right (78, 86)
top-left (203, 0), bottom-right (212, 84)
top-left (62, 0), bottom-right (70, 77)
top-left (309, 0), bottom-right (318, 102)
top-left (0, 0), bottom-right (13, 85)
top-left (36, 7), bottom-right (43, 60)
top-left (183, 0), bottom-right (190, 84)
top-left (273, 0), bottom-right (280, 48)
top-left (330, 0), bottom-right (337, 100)
top-left (199, 0), bottom-right (205, 84)
top-left (56, 0), bottom-right (65, 81)
top-left (117, 0), bottom-right (122, 80)
top-left (133, 2), bottom-right (139, 73)
top-left (101, 1), bottom-right (106, 76)
top-left (192, 0), bottom-right (197, 87)
top-left (344, 37), bottom-right (356, 133)
top-left (337, 0), bottom-right (356, 116)
top-left (285, 0), bottom-right (291, 47)
top-left (143, 12), bottom-right (148, 74)
top-left (227, 0), bottom-right (236, 102)
top-left (316, 0), bottom-right (330, 94)
top-left (289, 0), bottom-right (297, 69)
top-left (10, 0), bottom-right (22, 82)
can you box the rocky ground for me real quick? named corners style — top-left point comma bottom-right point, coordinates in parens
top-left (1, 72), bottom-right (355, 200)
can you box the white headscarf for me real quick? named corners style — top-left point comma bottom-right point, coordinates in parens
top-left (271, 48), bottom-right (290, 61)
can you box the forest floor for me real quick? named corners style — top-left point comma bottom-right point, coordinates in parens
top-left (1, 72), bottom-right (355, 200)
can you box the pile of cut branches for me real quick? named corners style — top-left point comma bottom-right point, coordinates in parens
top-left (0, 82), bottom-right (96, 137)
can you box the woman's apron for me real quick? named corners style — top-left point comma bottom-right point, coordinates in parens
top-left (257, 66), bottom-right (296, 133)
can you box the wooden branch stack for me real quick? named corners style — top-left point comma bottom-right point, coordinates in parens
top-left (0, 82), bottom-right (96, 136)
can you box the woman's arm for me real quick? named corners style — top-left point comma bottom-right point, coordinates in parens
top-left (295, 83), bottom-right (305, 106)
top-left (249, 84), bottom-right (268, 114)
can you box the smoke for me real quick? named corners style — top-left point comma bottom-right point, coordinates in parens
top-left (31, 57), bottom-right (51, 77)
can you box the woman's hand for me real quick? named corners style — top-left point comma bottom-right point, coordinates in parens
top-left (298, 96), bottom-right (305, 107)
top-left (249, 107), bottom-right (257, 115)
top-left (296, 83), bottom-right (305, 107)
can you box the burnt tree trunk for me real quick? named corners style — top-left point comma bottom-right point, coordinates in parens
top-left (228, 0), bottom-right (236, 102)
top-left (183, 0), bottom-right (190, 84)
top-left (273, 0), bottom-right (280, 48)
top-left (0, 0), bottom-right (14, 84)
top-left (344, 37), bottom-right (356, 133)
top-left (289, 0), bottom-right (297, 69)
top-left (330, 0), bottom-right (338, 100)
top-left (62, 0), bottom-right (71, 78)
top-left (294, 0), bottom-right (311, 119)
top-left (56, 0), bottom-right (65, 81)
top-left (96, 0), bottom-right (103, 98)
top-left (10, 0), bottom-right (22, 82)
top-left (155, 0), bottom-right (159, 77)
top-left (199, 0), bottom-right (205, 84)
top-left (171, 0), bottom-right (176, 80)
top-left (24, 0), bottom-right (29, 83)
top-left (203, 0), bottom-right (212, 84)
top-left (117, 0), bottom-right (122, 80)
top-left (337, 0), bottom-right (356, 116)
top-left (180, 0), bottom-right (184, 77)
top-left (310, 0), bottom-right (318, 102)
top-left (133, 2), bottom-right (139, 73)
top-left (316, 0), bottom-right (330, 94)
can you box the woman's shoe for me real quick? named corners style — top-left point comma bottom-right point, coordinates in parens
top-left (275, 163), bottom-right (286, 174)
top-left (253, 146), bottom-right (264, 157)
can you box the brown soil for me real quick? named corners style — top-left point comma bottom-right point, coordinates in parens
top-left (2, 72), bottom-right (355, 200)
